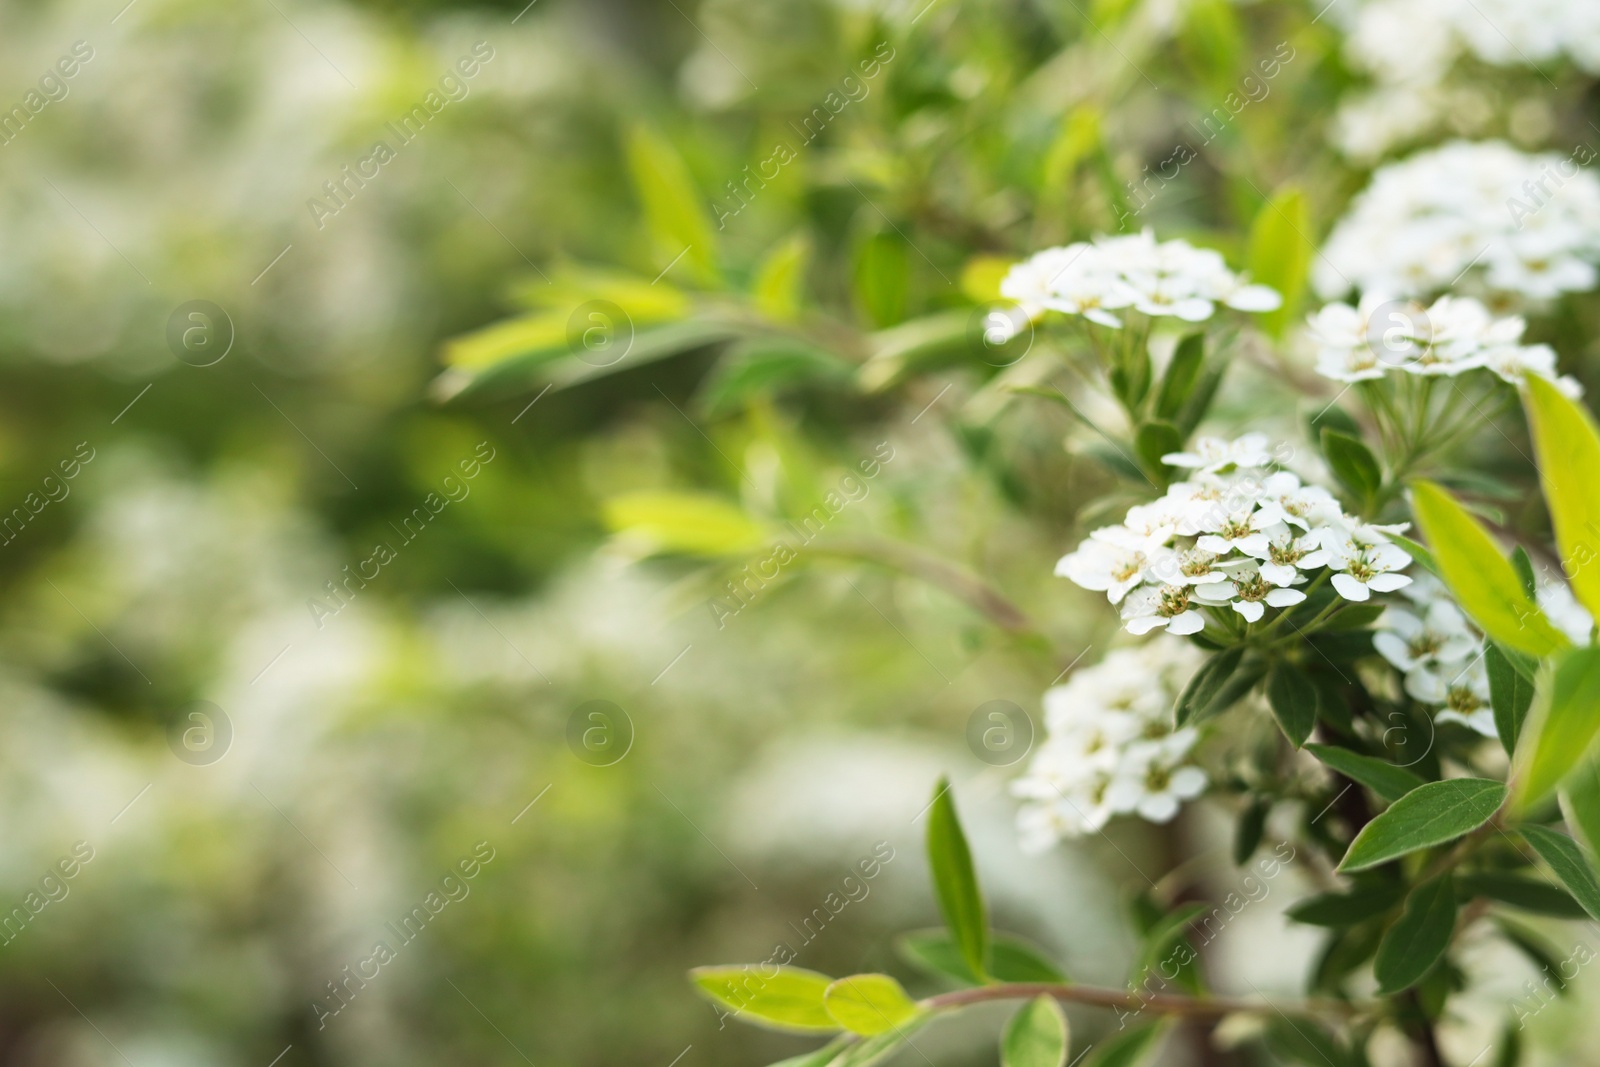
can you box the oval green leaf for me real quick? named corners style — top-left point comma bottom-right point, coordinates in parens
top-left (1338, 778), bottom-right (1506, 872)
top-left (1305, 743), bottom-right (1426, 803)
top-left (822, 974), bottom-right (920, 1037)
top-left (1002, 996), bottom-right (1068, 1067)
top-left (1374, 875), bottom-right (1456, 994)
top-left (1409, 481), bottom-right (1569, 659)
top-left (1267, 660), bottom-right (1319, 748)
top-left (689, 965), bottom-right (839, 1033)
top-left (1520, 824), bottom-right (1600, 922)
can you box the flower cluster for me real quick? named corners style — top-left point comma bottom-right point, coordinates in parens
top-left (1057, 434), bottom-right (1413, 635)
top-left (999, 230), bottom-right (1280, 331)
top-left (1342, 0), bottom-right (1600, 87)
top-left (1314, 142), bottom-right (1600, 301)
top-left (1331, 0), bottom-right (1600, 158)
top-left (1012, 640), bottom-right (1205, 848)
top-left (1305, 291), bottom-right (1583, 395)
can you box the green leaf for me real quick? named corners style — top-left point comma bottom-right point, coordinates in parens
top-left (1374, 875), bottom-right (1457, 994)
top-left (1518, 824), bottom-right (1600, 921)
top-left (1458, 872), bottom-right (1586, 918)
top-left (1154, 334), bottom-right (1205, 422)
top-left (1321, 429), bottom-right (1381, 510)
top-left (822, 975), bottom-right (920, 1036)
top-left (828, 1015), bottom-right (931, 1067)
top-left (1041, 105), bottom-right (1102, 192)
top-left (1410, 481), bottom-right (1569, 659)
top-left (1515, 647), bottom-right (1600, 809)
top-left (602, 492), bottom-right (767, 557)
top-left (625, 125), bottom-right (719, 287)
top-left (854, 231), bottom-right (909, 329)
top-left (1286, 883), bottom-right (1406, 927)
top-left (1524, 374), bottom-right (1600, 623)
top-left (1486, 643), bottom-right (1536, 756)
top-left (1246, 186), bottom-right (1311, 338)
top-left (1510, 546), bottom-right (1539, 600)
top-left (1234, 798), bottom-right (1267, 866)
top-left (897, 929), bottom-right (1065, 986)
top-left (1264, 1015), bottom-right (1348, 1067)
top-left (926, 778), bottom-right (987, 981)
top-left (1175, 647), bottom-right (1246, 726)
top-left (1134, 421), bottom-right (1182, 482)
top-left (1001, 996), bottom-right (1068, 1067)
top-left (752, 233), bottom-right (811, 322)
top-left (1173, 357), bottom-right (1231, 438)
top-left (1079, 1021), bottom-right (1169, 1067)
top-left (1266, 660), bottom-right (1319, 748)
top-left (689, 966), bottom-right (839, 1033)
top-left (1304, 744), bottom-right (1426, 803)
top-left (1388, 533), bottom-right (1440, 578)
top-left (698, 337), bottom-right (854, 417)
top-left (1563, 749), bottom-right (1600, 858)
top-left (768, 1037), bottom-right (852, 1067)
top-left (1131, 903), bottom-right (1207, 992)
top-left (1338, 778), bottom-right (1505, 872)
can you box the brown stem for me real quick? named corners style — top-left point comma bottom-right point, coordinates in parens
top-left (920, 981), bottom-right (1360, 1021)
top-left (1404, 991), bottom-right (1446, 1067)
top-left (807, 536), bottom-right (1039, 636)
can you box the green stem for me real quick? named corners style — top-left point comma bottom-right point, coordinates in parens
top-left (920, 981), bottom-right (1362, 1021)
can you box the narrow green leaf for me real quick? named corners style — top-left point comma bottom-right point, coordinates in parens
top-left (1321, 429), bottom-right (1381, 509)
top-left (854, 231), bottom-right (909, 329)
top-left (828, 1015), bottom-right (930, 1067)
top-left (1155, 334), bottom-right (1205, 422)
top-left (1516, 647), bottom-right (1600, 809)
top-left (1338, 778), bottom-right (1505, 872)
top-left (822, 975), bottom-right (920, 1036)
top-left (602, 491), bottom-right (767, 557)
top-left (1234, 798), bottom-right (1267, 866)
top-left (1562, 750), bottom-right (1600, 858)
top-left (1267, 661), bottom-right (1319, 748)
top-left (752, 233), bottom-right (811, 322)
top-left (1519, 824), bottom-right (1600, 921)
top-left (897, 929), bottom-right (1066, 986)
top-left (1410, 481), bottom-right (1569, 659)
top-left (1510, 546), bottom-right (1539, 600)
top-left (926, 778), bottom-right (988, 981)
top-left (1305, 744), bottom-right (1426, 803)
top-left (1080, 1021), bottom-right (1169, 1067)
top-left (1134, 421), bottom-right (1182, 481)
top-left (1286, 882), bottom-right (1406, 927)
top-left (769, 1037), bottom-right (852, 1067)
top-left (1374, 875), bottom-right (1457, 994)
top-left (1264, 1015), bottom-right (1348, 1067)
top-left (1131, 903), bottom-right (1208, 987)
top-left (1486, 643), bottom-right (1536, 756)
top-left (1246, 186), bottom-right (1311, 338)
top-left (1040, 105), bottom-right (1101, 192)
top-left (1524, 374), bottom-right (1600, 623)
top-left (1175, 647), bottom-right (1245, 725)
top-left (1388, 533), bottom-right (1440, 577)
top-left (625, 126), bottom-right (719, 287)
top-left (689, 966), bottom-right (839, 1033)
top-left (1458, 872), bottom-right (1586, 918)
top-left (1001, 996), bottom-right (1068, 1067)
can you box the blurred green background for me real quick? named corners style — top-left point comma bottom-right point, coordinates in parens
top-left (4, 0), bottom-right (1600, 1063)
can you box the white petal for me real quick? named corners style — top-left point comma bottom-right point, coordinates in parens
top-left (1225, 284), bottom-right (1283, 312)
top-left (1138, 792), bottom-right (1181, 822)
top-left (1233, 600), bottom-right (1265, 622)
top-left (1125, 615), bottom-right (1169, 635)
top-left (1265, 588), bottom-right (1307, 607)
top-left (1332, 573), bottom-right (1371, 601)
top-left (1368, 574), bottom-right (1413, 593)
top-left (1169, 766), bottom-right (1208, 798)
top-left (1167, 610), bottom-right (1207, 635)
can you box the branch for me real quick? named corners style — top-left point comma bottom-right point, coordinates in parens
top-left (807, 536), bottom-right (1039, 636)
top-left (920, 981), bottom-right (1361, 1022)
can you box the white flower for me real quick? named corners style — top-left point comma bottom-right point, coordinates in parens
top-left (1315, 141), bottom-right (1600, 303)
top-left (1120, 584), bottom-right (1206, 635)
top-left (1240, 525), bottom-right (1333, 585)
top-left (1373, 601), bottom-right (1479, 674)
top-left (1014, 641), bottom-right (1205, 847)
top-left (1324, 531), bottom-right (1414, 601)
top-left (1192, 562), bottom-right (1307, 623)
top-left (1162, 433), bottom-right (1273, 474)
top-left (1433, 655), bottom-right (1495, 738)
top-left (1105, 730), bottom-right (1209, 823)
top-left (998, 231), bottom-right (1280, 330)
top-left (1056, 526), bottom-right (1170, 604)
